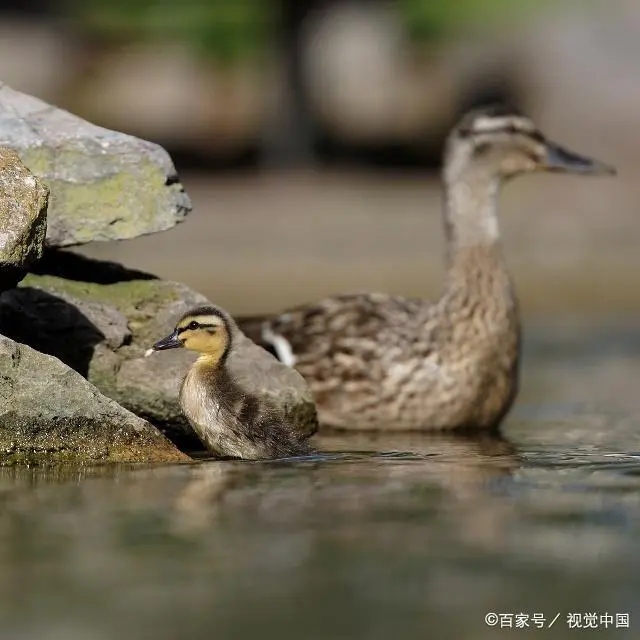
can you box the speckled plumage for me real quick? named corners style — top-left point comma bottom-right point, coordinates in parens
top-left (242, 247), bottom-right (519, 431)
top-left (239, 106), bottom-right (615, 432)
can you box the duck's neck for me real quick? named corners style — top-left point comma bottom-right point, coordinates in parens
top-left (191, 353), bottom-right (241, 406)
top-left (441, 169), bottom-right (515, 307)
top-left (194, 352), bottom-right (236, 389)
top-left (195, 351), bottom-right (226, 370)
top-left (443, 170), bottom-right (501, 259)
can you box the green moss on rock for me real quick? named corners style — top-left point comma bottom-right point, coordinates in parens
top-left (22, 149), bottom-right (187, 245)
top-left (0, 83), bottom-right (191, 247)
top-left (20, 272), bottom-right (178, 341)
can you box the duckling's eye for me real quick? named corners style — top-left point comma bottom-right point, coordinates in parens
top-left (188, 321), bottom-right (199, 330)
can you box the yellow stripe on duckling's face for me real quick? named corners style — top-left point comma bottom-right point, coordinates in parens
top-left (176, 314), bottom-right (229, 358)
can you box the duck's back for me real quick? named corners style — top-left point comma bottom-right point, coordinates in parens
top-left (239, 276), bottom-right (520, 431)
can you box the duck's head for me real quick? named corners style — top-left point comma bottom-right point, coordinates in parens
top-left (146, 305), bottom-right (234, 363)
top-left (444, 104), bottom-right (616, 183)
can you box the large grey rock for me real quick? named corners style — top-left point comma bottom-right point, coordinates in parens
top-left (0, 147), bottom-right (48, 290)
top-left (0, 82), bottom-right (191, 247)
top-left (0, 251), bottom-right (318, 448)
top-left (0, 335), bottom-right (190, 465)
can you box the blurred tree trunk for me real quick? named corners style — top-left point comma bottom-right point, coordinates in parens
top-left (260, 0), bottom-right (321, 168)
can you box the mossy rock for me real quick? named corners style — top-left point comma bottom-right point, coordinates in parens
top-left (0, 336), bottom-right (190, 465)
top-left (0, 250), bottom-right (318, 448)
top-left (0, 82), bottom-right (190, 247)
top-left (0, 147), bottom-right (48, 291)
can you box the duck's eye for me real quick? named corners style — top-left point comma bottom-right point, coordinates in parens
top-left (188, 321), bottom-right (199, 330)
top-left (473, 142), bottom-right (492, 157)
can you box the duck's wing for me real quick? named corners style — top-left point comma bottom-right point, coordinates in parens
top-left (236, 292), bottom-right (427, 376)
top-left (237, 292), bottom-right (440, 429)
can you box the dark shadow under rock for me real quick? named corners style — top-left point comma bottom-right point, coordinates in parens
top-left (32, 248), bottom-right (157, 284)
top-left (0, 287), bottom-right (115, 378)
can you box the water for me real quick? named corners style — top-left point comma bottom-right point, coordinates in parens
top-left (1, 323), bottom-right (639, 640)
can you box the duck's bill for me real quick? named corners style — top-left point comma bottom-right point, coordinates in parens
top-left (543, 142), bottom-right (616, 176)
top-left (148, 329), bottom-right (183, 353)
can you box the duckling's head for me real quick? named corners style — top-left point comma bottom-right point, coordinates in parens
top-left (445, 104), bottom-right (616, 183)
top-left (146, 306), bottom-right (234, 363)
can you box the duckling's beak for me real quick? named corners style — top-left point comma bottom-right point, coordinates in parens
top-left (542, 141), bottom-right (616, 176)
top-left (146, 329), bottom-right (183, 356)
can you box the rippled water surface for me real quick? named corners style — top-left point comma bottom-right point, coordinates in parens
top-left (1, 323), bottom-right (640, 639)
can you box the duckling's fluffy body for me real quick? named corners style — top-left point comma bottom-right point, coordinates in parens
top-left (181, 354), bottom-right (312, 459)
top-left (240, 106), bottom-right (615, 432)
top-left (151, 305), bottom-right (312, 460)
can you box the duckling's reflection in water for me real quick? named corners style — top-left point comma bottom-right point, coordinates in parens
top-left (170, 431), bottom-right (520, 548)
top-left (172, 463), bottom-right (239, 534)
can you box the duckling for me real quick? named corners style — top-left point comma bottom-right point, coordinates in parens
top-left (146, 305), bottom-right (314, 459)
top-left (239, 105), bottom-right (616, 432)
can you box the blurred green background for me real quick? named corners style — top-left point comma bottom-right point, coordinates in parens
top-left (73, 0), bottom-right (544, 60)
top-left (0, 0), bottom-right (636, 318)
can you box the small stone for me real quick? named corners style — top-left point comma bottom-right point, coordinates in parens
top-left (0, 146), bottom-right (48, 291)
top-left (0, 82), bottom-right (191, 247)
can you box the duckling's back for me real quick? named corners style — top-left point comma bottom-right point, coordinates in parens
top-left (180, 359), bottom-right (312, 459)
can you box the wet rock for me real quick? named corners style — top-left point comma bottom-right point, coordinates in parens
top-left (0, 335), bottom-right (190, 465)
top-left (0, 147), bottom-right (48, 291)
top-left (0, 82), bottom-right (191, 247)
top-left (0, 251), bottom-right (318, 447)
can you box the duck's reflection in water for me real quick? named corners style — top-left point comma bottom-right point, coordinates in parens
top-left (170, 431), bottom-right (521, 549)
